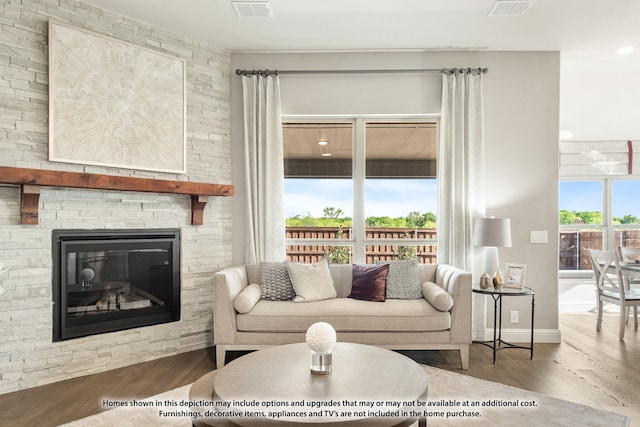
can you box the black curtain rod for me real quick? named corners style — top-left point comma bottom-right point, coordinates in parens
top-left (235, 67), bottom-right (489, 77)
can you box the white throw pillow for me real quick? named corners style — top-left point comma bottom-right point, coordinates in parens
top-left (233, 283), bottom-right (262, 313)
top-left (421, 281), bottom-right (454, 312)
top-left (287, 258), bottom-right (337, 303)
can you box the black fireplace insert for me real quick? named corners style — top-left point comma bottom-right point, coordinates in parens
top-left (52, 229), bottom-right (181, 341)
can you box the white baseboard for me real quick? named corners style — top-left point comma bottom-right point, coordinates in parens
top-left (482, 328), bottom-right (561, 343)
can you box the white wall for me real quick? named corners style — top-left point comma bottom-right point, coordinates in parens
top-left (482, 51), bottom-right (560, 341)
top-left (230, 50), bottom-right (560, 339)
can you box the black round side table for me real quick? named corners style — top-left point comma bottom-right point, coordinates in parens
top-left (473, 286), bottom-right (535, 364)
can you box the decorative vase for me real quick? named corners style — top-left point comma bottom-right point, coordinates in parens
top-left (493, 270), bottom-right (504, 290)
top-left (306, 322), bottom-right (336, 375)
top-left (479, 273), bottom-right (491, 289)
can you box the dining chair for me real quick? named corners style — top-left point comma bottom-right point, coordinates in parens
top-left (618, 246), bottom-right (640, 283)
top-left (617, 246), bottom-right (640, 322)
top-left (589, 249), bottom-right (640, 339)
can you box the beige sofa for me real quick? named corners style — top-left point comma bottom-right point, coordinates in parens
top-left (213, 262), bottom-right (472, 369)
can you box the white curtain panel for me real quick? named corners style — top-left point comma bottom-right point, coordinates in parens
top-left (437, 72), bottom-right (487, 340)
top-left (242, 75), bottom-right (286, 263)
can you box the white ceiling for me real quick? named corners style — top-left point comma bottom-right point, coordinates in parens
top-left (79, 0), bottom-right (640, 140)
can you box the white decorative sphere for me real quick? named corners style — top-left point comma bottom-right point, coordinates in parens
top-left (80, 268), bottom-right (95, 282)
top-left (306, 322), bottom-right (337, 353)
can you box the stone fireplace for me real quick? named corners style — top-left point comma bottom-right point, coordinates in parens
top-left (0, 0), bottom-right (232, 395)
top-left (52, 229), bottom-right (181, 341)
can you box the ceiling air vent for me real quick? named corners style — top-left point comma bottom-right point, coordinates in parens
top-left (232, 1), bottom-right (273, 18)
top-left (488, 1), bottom-right (533, 16)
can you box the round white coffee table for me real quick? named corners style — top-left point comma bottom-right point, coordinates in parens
top-left (191, 342), bottom-right (428, 426)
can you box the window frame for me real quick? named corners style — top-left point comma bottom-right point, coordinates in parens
top-left (283, 114), bottom-right (439, 264)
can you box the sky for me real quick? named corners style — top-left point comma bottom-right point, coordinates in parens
top-left (285, 179), bottom-right (640, 219)
top-left (284, 178), bottom-right (437, 219)
top-left (559, 181), bottom-right (640, 217)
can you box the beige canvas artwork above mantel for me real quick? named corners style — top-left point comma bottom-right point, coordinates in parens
top-left (48, 21), bottom-right (187, 174)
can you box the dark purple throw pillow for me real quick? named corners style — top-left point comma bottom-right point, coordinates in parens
top-left (348, 264), bottom-right (390, 302)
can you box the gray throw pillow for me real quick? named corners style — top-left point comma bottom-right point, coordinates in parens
top-left (260, 262), bottom-right (296, 301)
top-left (376, 259), bottom-right (422, 299)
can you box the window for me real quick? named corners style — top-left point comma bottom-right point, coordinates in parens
top-left (283, 118), bottom-right (438, 264)
top-left (559, 181), bottom-right (604, 271)
top-left (559, 140), bottom-right (640, 273)
top-left (612, 180), bottom-right (640, 248)
top-left (364, 122), bottom-right (437, 263)
top-left (283, 122), bottom-right (354, 263)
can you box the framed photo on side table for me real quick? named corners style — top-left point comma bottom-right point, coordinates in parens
top-left (505, 263), bottom-right (527, 289)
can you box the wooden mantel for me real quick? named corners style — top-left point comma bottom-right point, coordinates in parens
top-left (0, 166), bottom-right (234, 225)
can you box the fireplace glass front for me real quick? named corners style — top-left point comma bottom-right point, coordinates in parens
top-left (52, 229), bottom-right (181, 341)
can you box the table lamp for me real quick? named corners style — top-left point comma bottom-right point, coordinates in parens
top-left (473, 217), bottom-right (512, 288)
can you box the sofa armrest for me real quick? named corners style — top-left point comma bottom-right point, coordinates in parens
top-left (435, 264), bottom-right (472, 344)
top-left (214, 265), bottom-right (249, 345)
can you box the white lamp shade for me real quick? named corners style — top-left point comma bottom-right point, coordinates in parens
top-left (473, 218), bottom-right (512, 247)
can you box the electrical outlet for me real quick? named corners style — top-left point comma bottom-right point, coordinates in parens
top-left (510, 310), bottom-right (519, 323)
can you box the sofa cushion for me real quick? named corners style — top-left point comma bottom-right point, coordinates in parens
top-left (234, 284), bottom-right (262, 313)
top-left (376, 259), bottom-right (422, 299)
top-left (328, 264), bottom-right (354, 298)
top-left (422, 281), bottom-right (454, 312)
top-left (287, 257), bottom-right (337, 303)
top-left (260, 262), bottom-right (295, 301)
top-left (349, 264), bottom-right (389, 302)
top-left (237, 298), bottom-right (451, 333)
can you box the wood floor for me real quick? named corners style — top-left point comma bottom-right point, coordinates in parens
top-left (1, 313), bottom-right (638, 426)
